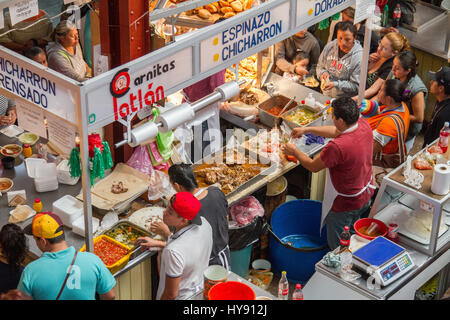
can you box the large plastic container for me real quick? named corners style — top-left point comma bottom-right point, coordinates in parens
top-left (269, 199), bottom-right (329, 284)
top-left (208, 281), bottom-right (255, 300)
top-left (230, 243), bottom-right (253, 278)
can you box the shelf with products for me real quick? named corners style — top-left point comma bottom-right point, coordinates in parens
top-left (369, 139), bottom-right (450, 256)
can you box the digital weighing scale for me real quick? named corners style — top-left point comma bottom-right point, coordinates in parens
top-left (352, 237), bottom-right (415, 287)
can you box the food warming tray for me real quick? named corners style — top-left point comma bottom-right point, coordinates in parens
top-left (191, 146), bottom-right (277, 200)
top-left (281, 104), bottom-right (321, 130)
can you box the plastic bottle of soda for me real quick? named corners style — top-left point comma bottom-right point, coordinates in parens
top-left (278, 271), bottom-right (289, 300)
top-left (393, 4), bottom-right (402, 28)
top-left (292, 284), bottom-right (304, 300)
top-left (382, 4), bottom-right (389, 27)
top-left (438, 121), bottom-right (450, 153)
top-left (339, 226), bottom-right (351, 252)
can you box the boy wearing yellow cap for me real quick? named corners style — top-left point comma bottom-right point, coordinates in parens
top-left (18, 212), bottom-right (116, 300)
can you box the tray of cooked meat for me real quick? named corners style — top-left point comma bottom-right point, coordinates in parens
top-left (192, 147), bottom-right (277, 199)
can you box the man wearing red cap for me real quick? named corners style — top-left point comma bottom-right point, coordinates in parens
top-left (17, 212), bottom-right (116, 300)
top-left (137, 192), bottom-right (213, 300)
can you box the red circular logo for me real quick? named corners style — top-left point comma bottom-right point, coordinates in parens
top-left (110, 68), bottom-right (130, 98)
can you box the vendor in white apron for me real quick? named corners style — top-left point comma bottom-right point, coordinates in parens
top-left (282, 97), bottom-right (375, 250)
top-left (150, 164), bottom-right (231, 270)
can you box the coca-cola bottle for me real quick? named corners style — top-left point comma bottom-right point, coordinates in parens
top-left (339, 226), bottom-right (351, 251)
top-left (393, 4), bottom-right (402, 28)
top-left (278, 271), bottom-right (289, 300)
top-left (438, 121), bottom-right (450, 153)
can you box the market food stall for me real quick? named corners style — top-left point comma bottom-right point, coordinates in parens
top-left (0, 0), bottom-right (404, 301)
top-left (303, 140), bottom-right (450, 300)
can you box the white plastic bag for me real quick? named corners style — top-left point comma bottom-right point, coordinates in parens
top-left (148, 170), bottom-right (176, 201)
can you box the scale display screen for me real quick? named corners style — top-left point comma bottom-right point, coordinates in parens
top-left (379, 254), bottom-right (413, 284)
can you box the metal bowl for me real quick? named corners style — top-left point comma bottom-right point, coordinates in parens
top-left (257, 95), bottom-right (298, 128)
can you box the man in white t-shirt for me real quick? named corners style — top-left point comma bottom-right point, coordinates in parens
top-left (137, 192), bottom-right (213, 300)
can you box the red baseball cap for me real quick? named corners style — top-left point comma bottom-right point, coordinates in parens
top-left (170, 192), bottom-right (202, 225)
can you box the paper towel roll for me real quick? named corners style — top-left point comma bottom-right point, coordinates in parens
top-left (156, 103), bottom-right (194, 133)
top-left (431, 164), bottom-right (450, 195)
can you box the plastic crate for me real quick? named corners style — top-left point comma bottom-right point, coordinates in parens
top-left (80, 235), bottom-right (131, 274)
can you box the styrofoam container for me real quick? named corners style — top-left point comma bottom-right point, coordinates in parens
top-left (72, 215), bottom-right (100, 237)
top-left (56, 160), bottom-right (80, 185)
top-left (25, 158), bottom-right (47, 178)
top-left (53, 195), bottom-right (84, 228)
top-left (34, 163), bottom-right (58, 192)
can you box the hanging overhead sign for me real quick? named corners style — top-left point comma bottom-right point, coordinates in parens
top-left (296, 0), bottom-right (350, 28)
top-left (200, 1), bottom-right (290, 73)
top-left (0, 50), bottom-right (78, 123)
top-left (85, 47), bottom-right (193, 129)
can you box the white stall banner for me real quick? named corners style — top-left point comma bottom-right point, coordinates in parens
top-left (355, 0), bottom-right (376, 24)
top-left (46, 111), bottom-right (77, 158)
top-left (85, 47), bottom-right (193, 129)
top-left (296, 0), bottom-right (350, 28)
top-left (0, 50), bottom-right (77, 124)
top-left (9, 0), bottom-right (39, 26)
top-left (200, 2), bottom-right (290, 73)
top-left (16, 99), bottom-right (47, 138)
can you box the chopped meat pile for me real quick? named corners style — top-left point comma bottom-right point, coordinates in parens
top-left (111, 181), bottom-right (128, 194)
top-left (240, 90), bottom-right (258, 105)
top-left (195, 163), bottom-right (264, 194)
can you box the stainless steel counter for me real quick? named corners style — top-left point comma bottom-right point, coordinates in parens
top-left (0, 132), bottom-right (155, 278)
top-left (304, 241), bottom-right (450, 300)
top-left (398, 3), bottom-right (449, 60)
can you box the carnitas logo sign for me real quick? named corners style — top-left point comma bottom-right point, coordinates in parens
top-left (109, 60), bottom-right (175, 121)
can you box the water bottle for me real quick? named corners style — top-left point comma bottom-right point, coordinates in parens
top-left (382, 5), bottom-right (389, 27)
top-left (393, 4), bottom-right (402, 28)
top-left (292, 284), bottom-right (304, 300)
top-left (340, 249), bottom-right (353, 281)
top-left (278, 271), bottom-right (289, 300)
top-left (438, 121), bottom-right (450, 153)
top-left (305, 93), bottom-right (316, 109)
top-left (339, 226), bottom-right (351, 252)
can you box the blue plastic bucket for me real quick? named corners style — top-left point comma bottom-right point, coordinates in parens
top-left (230, 244), bottom-right (253, 278)
top-left (268, 199), bottom-right (329, 284)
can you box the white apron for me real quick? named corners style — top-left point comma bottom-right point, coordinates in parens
top-left (320, 123), bottom-right (376, 231)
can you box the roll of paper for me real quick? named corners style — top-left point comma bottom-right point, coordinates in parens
top-left (156, 103), bottom-right (194, 133)
top-left (431, 164), bottom-right (450, 195)
top-left (129, 121), bottom-right (159, 147)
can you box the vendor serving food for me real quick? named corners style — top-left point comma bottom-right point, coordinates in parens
top-left (282, 97), bottom-right (374, 250)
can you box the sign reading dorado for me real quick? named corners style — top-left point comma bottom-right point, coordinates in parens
top-left (200, 2), bottom-right (289, 72)
top-left (296, 0), bottom-right (349, 27)
top-left (86, 47), bottom-right (192, 128)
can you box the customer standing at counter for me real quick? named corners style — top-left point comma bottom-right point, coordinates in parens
top-left (0, 224), bottom-right (27, 294)
top-left (47, 20), bottom-right (92, 82)
top-left (19, 212), bottom-right (116, 300)
top-left (274, 29), bottom-right (321, 77)
top-left (387, 51), bottom-right (427, 152)
top-left (137, 192), bottom-right (213, 300)
top-left (423, 66), bottom-right (450, 147)
top-left (316, 21), bottom-right (363, 99)
top-left (282, 97), bottom-right (374, 250)
top-left (356, 32), bottom-right (410, 101)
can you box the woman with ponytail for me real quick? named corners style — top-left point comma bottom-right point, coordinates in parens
top-left (0, 224), bottom-right (27, 294)
top-left (388, 50), bottom-right (427, 151)
top-left (367, 79), bottom-right (410, 170)
top-left (355, 32), bottom-right (410, 101)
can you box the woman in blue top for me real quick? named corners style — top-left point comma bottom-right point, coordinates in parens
top-left (388, 51), bottom-right (428, 151)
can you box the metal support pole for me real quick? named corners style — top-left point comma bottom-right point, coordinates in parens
top-left (357, 17), bottom-right (373, 105)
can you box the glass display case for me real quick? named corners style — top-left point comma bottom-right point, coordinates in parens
top-left (369, 140), bottom-right (450, 256)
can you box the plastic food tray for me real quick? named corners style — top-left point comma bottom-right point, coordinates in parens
top-left (80, 235), bottom-right (131, 274)
top-left (102, 220), bottom-right (153, 249)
